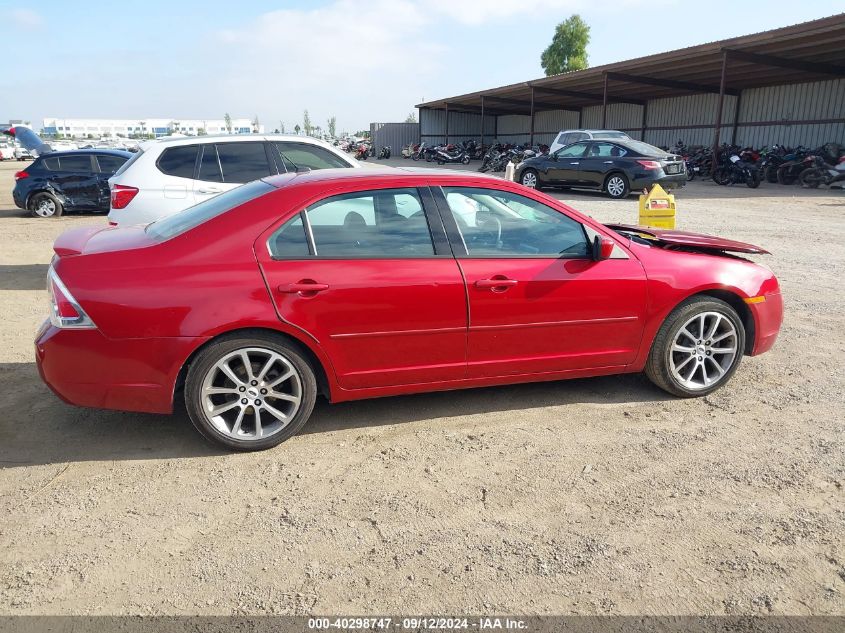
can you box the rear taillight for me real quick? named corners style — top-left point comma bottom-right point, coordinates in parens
top-left (47, 267), bottom-right (96, 329)
top-left (636, 160), bottom-right (661, 170)
top-left (110, 184), bottom-right (139, 209)
top-left (14, 170), bottom-right (29, 180)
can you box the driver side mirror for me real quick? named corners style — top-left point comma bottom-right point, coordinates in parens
top-left (592, 235), bottom-right (615, 261)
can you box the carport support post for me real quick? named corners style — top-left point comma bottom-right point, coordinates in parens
top-left (731, 90), bottom-right (742, 146)
top-left (444, 104), bottom-right (449, 146)
top-left (712, 50), bottom-right (729, 158)
top-left (529, 87), bottom-right (535, 147)
top-left (480, 97), bottom-right (485, 149)
top-left (640, 101), bottom-right (649, 142)
top-left (601, 73), bottom-right (609, 128)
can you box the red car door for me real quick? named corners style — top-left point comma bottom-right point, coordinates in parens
top-left (434, 186), bottom-right (647, 378)
top-left (256, 186), bottom-right (467, 390)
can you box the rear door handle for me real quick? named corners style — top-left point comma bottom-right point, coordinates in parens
top-left (278, 282), bottom-right (329, 294)
top-left (475, 278), bottom-right (518, 290)
top-left (569, 162), bottom-right (580, 165)
top-left (197, 186), bottom-right (222, 194)
top-left (603, 161), bottom-right (613, 164)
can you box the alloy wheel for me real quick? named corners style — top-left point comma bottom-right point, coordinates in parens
top-left (607, 176), bottom-right (626, 197)
top-left (521, 171), bottom-right (537, 188)
top-left (199, 347), bottom-right (303, 441)
top-left (669, 312), bottom-right (738, 391)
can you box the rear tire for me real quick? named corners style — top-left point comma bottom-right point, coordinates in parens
top-left (184, 334), bottom-right (318, 451)
top-left (604, 173), bottom-right (629, 199)
top-left (645, 297), bottom-right (745, 398)
top-left (30, 192), bottom-right (63, 218)
top-left (746, 171), bottom-right (761, 188)
top-left (798, 168), bottom-right (822, 189)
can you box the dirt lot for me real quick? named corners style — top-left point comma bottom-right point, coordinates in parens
top-left (0, 157), bottom-right (843, 616)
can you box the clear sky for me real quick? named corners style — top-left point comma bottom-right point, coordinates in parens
top-left (2, 0), bottom-right (842, 134)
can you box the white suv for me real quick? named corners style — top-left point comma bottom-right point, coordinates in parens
top-left (107, 135), bottom-right (360, 226)
top-left (549, 129), bottom-right (630, 154)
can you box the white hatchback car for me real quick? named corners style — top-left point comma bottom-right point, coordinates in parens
top-left (107, 135), bottom-right (361, 225)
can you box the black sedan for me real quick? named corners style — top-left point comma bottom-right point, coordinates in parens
top-left (12, 149), bottom-right (132, 218)
top-left (514, 139), bottom-right (686, 199)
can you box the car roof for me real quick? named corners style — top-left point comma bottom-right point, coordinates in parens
top-left (559, 129), bottom-right (627, 134)
top-left (41, 148), bottom-right (133, 158)
top-left (139, 134), bottom-right (335, 149)
top-left (262, 166), bottom-right (504, 189)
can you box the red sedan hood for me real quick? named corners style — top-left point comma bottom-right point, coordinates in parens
top-left (606, 224), bottom-right (770, 255)
top-left (53, 225), bottom-right (155, 257)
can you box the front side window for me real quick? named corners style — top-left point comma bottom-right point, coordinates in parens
top-left (267, 188), bottom-right (434, 258)
top-left (156, 145), bottom-right (198, 178)
top-left (442, 187), bottom-right (589, 258)
top-left (555, 142), bottom-right (589, 158)
top-left (273, 142), bottom-right (350, 171)
top-left (215, 142), bottom-right (272, 183)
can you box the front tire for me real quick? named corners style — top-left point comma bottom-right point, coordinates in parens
top-left (645, 297), bottom-right (745, 398)
top-left (184, 334), bottom-right (318, 451)
top-left (604, 173), bottom-right (630, 199)
top-left (520, 169), bottom-right (539, 189)
top-left (30, 192), bottom-right (63, 218)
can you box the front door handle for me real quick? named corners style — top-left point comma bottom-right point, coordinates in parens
top-left (603, 160), bottom-right (613, 164)
top-left (197, 186), bottom-right (222, 194)
top-left (475, 277), bottom-right (518, 291)
top-left (569, 162), bottom-right (580, 165)
top-left (278, 281), bottom-right (329, 295)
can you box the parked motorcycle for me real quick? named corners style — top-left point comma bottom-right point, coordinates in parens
top-left (435, 144), bottom-right (471, 165)
top-left (712, 149), bottom-right (761, 188)
top-left (401, 143), bottom-right (420, 159)
top-left (355, 143), bottom-right (370, 161)
top-left (378, 146), bottom-right (391, 159)
top-left (798, 154), bottom-right (845, 188)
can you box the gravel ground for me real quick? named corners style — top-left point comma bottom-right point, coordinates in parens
top-left (0, 157), bottom-right (843, 616)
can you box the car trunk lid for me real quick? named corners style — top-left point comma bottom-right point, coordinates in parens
top-left (53, 225), bottom-right (156, 258)
top-left (606, 223), bottom-right (769, 254)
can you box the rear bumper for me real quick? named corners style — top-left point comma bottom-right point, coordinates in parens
top-left (749, 292), bottom-right (783, 356)
top-left (631, 172), bottom-right (687, 191)
top-left (34, 321), bottom-right (207, 414)
top-left (12, 186), bottom-right (25, 209)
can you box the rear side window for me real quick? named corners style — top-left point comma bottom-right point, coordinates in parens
top-left (273, 142), bottom-right (349, 171)
top-left (267, 188), bottom-right (434, 258)
top-left (58, 155), bottom-right (93, 173)
top-left (198, 145), bottom-right (223, 182)
top-left (215, 143), bottom-right (272, 183)
top-left (146, 180), bottom-right (273, 240)
top-left (41, 157), bottom-right (60, 171)
top-left (96, 154), bottom-right (128, 173)
top-left (156, 145), bottom-right (198, 178)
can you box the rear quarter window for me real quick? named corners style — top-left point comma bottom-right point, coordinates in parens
top-left (156, 145), bottom-right (199, 178)
top-left (112, 149), bottom-right (144, 177)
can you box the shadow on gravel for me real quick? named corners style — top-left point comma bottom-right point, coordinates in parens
top-left (0, 362), bottom-right (669, 468)
top-left (0, 264), bottom-right (49, 290)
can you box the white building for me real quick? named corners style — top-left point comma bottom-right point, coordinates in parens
top-left (42, 117), bottom-right (264, 138)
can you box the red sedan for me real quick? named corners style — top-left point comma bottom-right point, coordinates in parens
top-left (36, 168), bottom-right (783, 451)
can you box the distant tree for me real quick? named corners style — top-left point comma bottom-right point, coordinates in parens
top-left (327, 116), bottom-right (337, 137)
top-left (224, 112), bottom-right (233, 134)
top-left (294, 124), bottom-right (301, 135)
top-left (252, 115), bottom-right (260, 133)
top-left (303, 110), bottom-right (312, 136)
top-left (405, 112), bottom-right (417, 123)
top-left (279, 121), bottom-right (286, 134)
top-left (86, 133), bottom-right (94, 139)
top-left (540, 15), bottom-right (590, 76)
top-left (196, 128), bottom-right (205, 136)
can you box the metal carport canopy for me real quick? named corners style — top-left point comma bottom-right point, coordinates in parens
top-left (416, 13), bottom-right (845, 117)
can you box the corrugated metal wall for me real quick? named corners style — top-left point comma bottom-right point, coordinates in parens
top-left (581, 103), bottom-right (645, 138)
top-left (370, 122), bottom-right (420, 152)
top-left (420, 79), bottom-right (844, 150)
top-left (420, 108), bottom-right (498, 144)
top-left (733, 78), bottom-right (845, 147)
top-left (643, 93), bottom-right (737, 148)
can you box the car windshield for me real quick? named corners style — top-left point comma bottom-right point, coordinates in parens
top-left (146, 180), bottom-right (273, 240)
